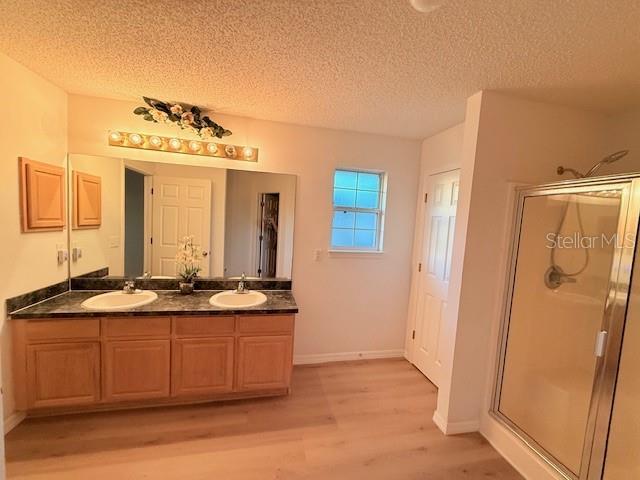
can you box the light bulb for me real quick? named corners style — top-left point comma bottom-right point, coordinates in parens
top-left (188, 140), bottom-right (201, 152)
top-left (149, 136), bottom-right (162, 148)
top-left (128, 133), bottom-right (143, 145)
top-left (109, 131), bottom-right (123, 143)
top-left (243, 147), bottom-right (254, 158)
top-left (169, 138), bottom-right (182, 150)
top-left (225, 145), bottom-right (237, 157)
top-left (206, 143), bottom-right (218, 154)
top-left (409, 0), bottom-right (443, 13)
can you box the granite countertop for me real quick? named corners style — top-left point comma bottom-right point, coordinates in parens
top-left (10, 290), bottom-right (298, 319)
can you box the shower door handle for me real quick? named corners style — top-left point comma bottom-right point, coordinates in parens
top-left (594, 330), bottom-right (608, 358)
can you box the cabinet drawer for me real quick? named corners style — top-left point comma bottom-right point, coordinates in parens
top-left (174, 316), bottom-right (235, 337)
top-left (238, 315), bottom-right (294, 335)
top-left (26, 319), bottom-right (100, 342)
top-left (103, 317), bottom-right (170, 338)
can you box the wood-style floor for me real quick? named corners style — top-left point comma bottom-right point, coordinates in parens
top-left (5, 359), bottom-right (522, 479)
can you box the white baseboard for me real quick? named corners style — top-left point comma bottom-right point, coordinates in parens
top-left (294, 349), bottom-right (404, 365)
top-left (432, 410), bottom-right (480, 435)
top-left (4, 411), bottom-right (26, 434)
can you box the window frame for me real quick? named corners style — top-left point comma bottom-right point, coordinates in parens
top-left (330, 168), bottom-right (387, 253)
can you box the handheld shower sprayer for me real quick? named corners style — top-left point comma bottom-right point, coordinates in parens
top-left (557, 150), bottom-right (629, 179)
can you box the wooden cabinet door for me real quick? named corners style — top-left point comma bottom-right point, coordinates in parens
top-left (73, 170), bottom-right (102, 229)
top-left (236, 335), bottom-right (293, 391)
top-left (26, 342), bottom-right (100, 409)
top-left (172, 337), bottom-right (234, 397)
top-left (104, 340), bottom-right (170, 402)
top-left (19, 157), bottom-right (66, 232)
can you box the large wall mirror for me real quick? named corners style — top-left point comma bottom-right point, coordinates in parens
top-left (67, 154), bottom-right (296, 280)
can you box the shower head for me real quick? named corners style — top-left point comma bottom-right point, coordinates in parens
top-left (557, 150), bottom-right (630, 178)
top-left (584, 150), bottom-right (629, 177)
top-left (602, 150), bottom-right (629, 163)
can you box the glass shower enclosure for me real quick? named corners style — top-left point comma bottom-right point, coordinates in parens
top-left (492, 174), bottom-right (640, 479)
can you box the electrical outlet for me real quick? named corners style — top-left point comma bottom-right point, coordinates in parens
top-left (72, 247), bottom-right (83, 262)
top-left (56, 249), bottom-right (68, 265)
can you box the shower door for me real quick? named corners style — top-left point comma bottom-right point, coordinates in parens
top-left (492, 177), bottom-right (640, 480)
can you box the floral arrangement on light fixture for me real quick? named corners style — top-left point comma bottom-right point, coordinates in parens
top-left (133, 97), bottom-right (232, 139)
top-left (175, 236), bottom-right (202, 287)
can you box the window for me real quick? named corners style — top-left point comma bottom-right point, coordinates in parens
top-left (331, 169), bottom-right (386, 251)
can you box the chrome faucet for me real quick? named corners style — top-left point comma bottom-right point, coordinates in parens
top-left (236, 273), bottom-right (247, 294)
top-left (123, 280), bottom-right (136, 294)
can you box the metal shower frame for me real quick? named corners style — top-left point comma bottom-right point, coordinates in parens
top-left (490, 172), bottom-right (640, 480)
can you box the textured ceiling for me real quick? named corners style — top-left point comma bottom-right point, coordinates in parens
top-left (1, 0), bottom-right (639, 138)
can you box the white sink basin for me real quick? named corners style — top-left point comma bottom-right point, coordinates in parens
top-left (209, 290), bottom-right (267, 309)
top-left (81, 290), bottom-right (158, 311)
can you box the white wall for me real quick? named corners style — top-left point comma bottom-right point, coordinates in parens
top-left (603, 109), bottom-right (640, 174)
top-left (67, 94), bottom-right (421, 363)
top-left (69, 154), bottom-right (124, 277)
top-left (225, 170), bottom-right (296, 278)
top-left (0, 53), bottom-right (68, 448)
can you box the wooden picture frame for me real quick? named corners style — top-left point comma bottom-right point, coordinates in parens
top-left (19, 157), bottom-right (66, 233)
top-left (73, 171), bottom-right (102, 229)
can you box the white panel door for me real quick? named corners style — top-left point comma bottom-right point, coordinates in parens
top-left (413, 169), bottom-right (460, 386)
top-left (151, 176), bottom-right (212, 277)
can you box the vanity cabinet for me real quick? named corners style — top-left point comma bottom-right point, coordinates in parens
top-left (172, 316), bottom-right (235, 397)
top-left (102, 317), bottom-right (172, 402)
top-left (103, 340), bottom-right (171, 402)
top-left (237, 335), bottom-right (293, 391)
top-left (235, 315), bottom-right (294, 391)
top-left (172, 338), bottom-right (234, 396)
top-left (13, 313), bottom-right (295, 415)
top-left (21, 319), bottom-right (101, 409)
top-left (26, 342), bottom-right (100, 409)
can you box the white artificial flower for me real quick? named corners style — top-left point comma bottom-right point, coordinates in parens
top-left (175, 236), bottom-right (202, 281)
top-left (149, 108), bottom-right (168, 122)
top-left (199, 127), bottom-right (214, 139)
top-left (181, 112), bottom-right (195, 125)
top-left (170, 104), bottom-right (183, 115)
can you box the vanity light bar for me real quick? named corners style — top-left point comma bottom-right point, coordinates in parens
top-left (107, 131), bottom-right (258, 162)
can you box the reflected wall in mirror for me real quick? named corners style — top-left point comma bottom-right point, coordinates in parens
top-left (68, 154), bottom-right (296, 280)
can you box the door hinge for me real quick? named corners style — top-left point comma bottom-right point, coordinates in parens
top-left (150, 237), bottom-right (153, 245)
top-left (412, 330), bottom-right (416, 340)
top-left (151, 187), bottom-right (154, 195)
top-left (418, 262), bottom-right (422, 272)
top-left (424, 193), bottom-right (428, 203)
top-left (594, 330), bottom-right (608, 357)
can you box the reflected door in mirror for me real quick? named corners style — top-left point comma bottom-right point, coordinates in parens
top-left (258, 193), bottom-right (279, 278)
top-left (152, 176), bottom-right (212, 277)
